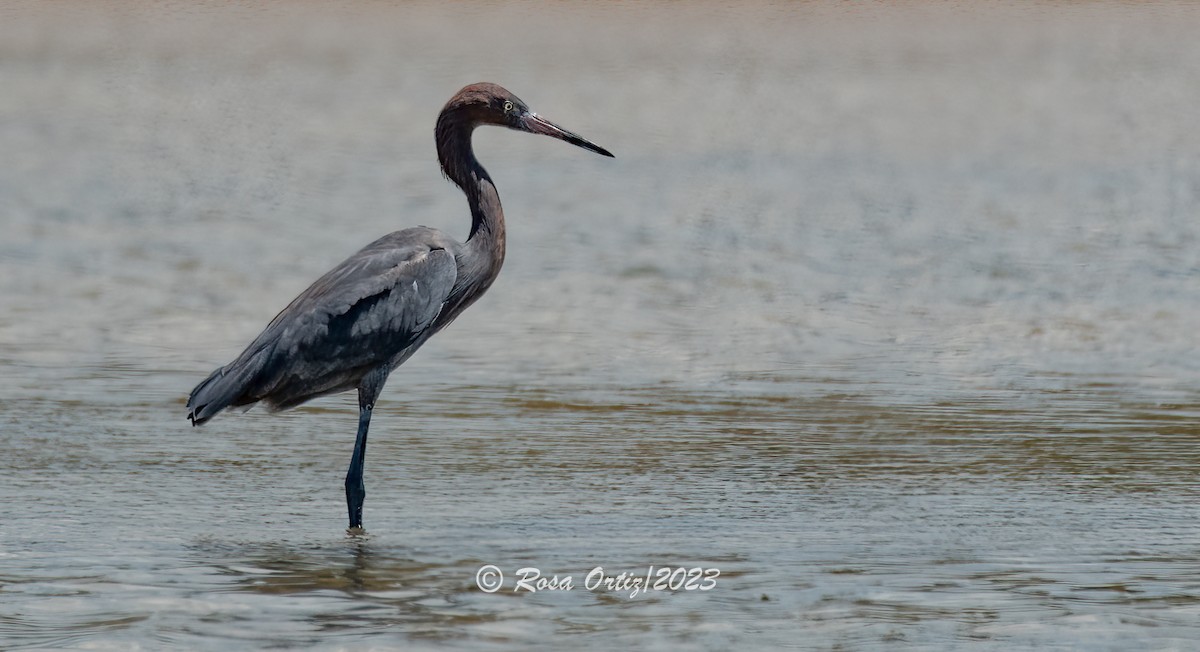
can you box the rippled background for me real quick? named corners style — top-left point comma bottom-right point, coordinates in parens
top-left (2, 2), bottom-right (1199, 650)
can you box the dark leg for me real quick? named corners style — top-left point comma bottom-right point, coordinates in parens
top-left (345, 402), bottom-right (372, 529)
top-left (346, 369), bottom-right (388, 530)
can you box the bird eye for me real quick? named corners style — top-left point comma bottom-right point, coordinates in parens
top-left (503, 101), bottom-right (514, 113)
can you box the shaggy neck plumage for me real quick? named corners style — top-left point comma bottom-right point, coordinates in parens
top-left (435, 109), bottom-right (504, 242)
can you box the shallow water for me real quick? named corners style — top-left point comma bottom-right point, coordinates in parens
top-left (2, 2), bottom-right (1200, 650)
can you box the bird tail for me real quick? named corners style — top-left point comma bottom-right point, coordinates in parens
top-left (186, 348), bottom-right (271, 426)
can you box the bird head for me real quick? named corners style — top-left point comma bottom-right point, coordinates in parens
top-left (443, 83), bottom-right (613, 158)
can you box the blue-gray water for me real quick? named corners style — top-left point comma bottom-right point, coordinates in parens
top-left (2, 2), bottom-right (1199, 650)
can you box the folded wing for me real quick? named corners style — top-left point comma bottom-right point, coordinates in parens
top-left (187, 232), bottom-right (458, 424)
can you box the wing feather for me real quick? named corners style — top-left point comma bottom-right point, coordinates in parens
top-left (187, 229), bottom-right (459, 421)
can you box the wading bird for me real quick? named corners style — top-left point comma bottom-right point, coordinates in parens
top-left (186, 83), bottom-right (613, 530)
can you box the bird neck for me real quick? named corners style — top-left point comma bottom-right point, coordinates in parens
top-left (435, 115), bottom-right (507, 246)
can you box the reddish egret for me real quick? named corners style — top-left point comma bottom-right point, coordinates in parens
top-left (186, 83), bottom-right (613, 530)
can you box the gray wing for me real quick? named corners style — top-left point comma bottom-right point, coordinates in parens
top-left (188, 230), bottom-right (458, 423)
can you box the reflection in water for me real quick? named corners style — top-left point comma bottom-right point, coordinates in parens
top-left (3, 1), bottom-right (1200, 650)
top-left (203, 540), bottom-right (513, 637)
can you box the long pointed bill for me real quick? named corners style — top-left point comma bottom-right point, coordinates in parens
top-left (523, 112), bottom-right (614, 158)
